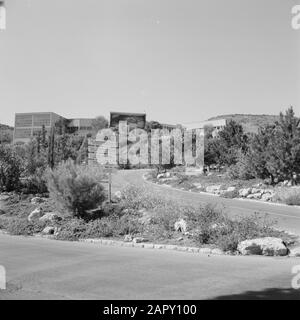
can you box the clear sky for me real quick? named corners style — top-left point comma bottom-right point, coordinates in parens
top-left (0, 0), bottom-right (299, 126)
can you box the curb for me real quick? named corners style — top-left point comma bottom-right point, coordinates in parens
top-left (79, 238), bottom-right (225, 256)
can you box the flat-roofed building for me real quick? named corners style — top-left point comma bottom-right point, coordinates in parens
top-left (67, 118), bottom-right (94, 136)
top-left (184, 119), bottom-right (227, 137)
top-left (110, 112), bottom-right (146, 130)
top-left (13, 112), bottom-right (63, 144)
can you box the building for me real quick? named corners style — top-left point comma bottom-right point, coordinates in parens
top-left (184, 119), bottom-right (227, 137)
top-left (13, 112), bottom-right (94, 144)
top-left (109, 112), bottom-right (146, 130)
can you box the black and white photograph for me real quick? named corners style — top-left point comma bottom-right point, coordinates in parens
top-left (1, 0), bottom-right (300, 307)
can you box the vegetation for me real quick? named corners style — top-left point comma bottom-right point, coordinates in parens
top-left (45, 160), bottom-right (106, 218)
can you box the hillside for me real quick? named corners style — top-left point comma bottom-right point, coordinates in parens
top-left (207, 114), bottom-right (280, 133)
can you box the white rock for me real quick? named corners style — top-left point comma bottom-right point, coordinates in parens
top-left (124, 235), bottom-right (133, 242)
top-left (157, 173), bottom-right (165, 179)
top-left (0, 194), bottom-right (10, 201)
top-left (289, 247), bottom-right (300, 257)
top-left (251, 188), bottom-right (260, 194)
top-left (227, 186), bottom-right (236, 192)
top-left (239, 188), bottom-right (252, 197)
top-left (193, 183), bottom-right (202, 188)
top-left (261, 193), bottom-right (273, 202)
top-left (31, 197), bottom-right (45, 205)
top-left (165, 172), bottom-right (171, 178)
top-left (42, 226), bottom-right (55, 235)
top-left (174, 218), bottom-right (187, 233)
top-left (238, 237), bottom-right (288, 256)
top-left (133, 237), bottom-right (148, 243)
top-left (252, 192), bottom-right (263, 199)
top-left (114, 191), bottom-right (122, 200)
top-left (39, 212), bottom-right (61, 223)
top-left (206, 185), bottom-right (221, 194)
top-left (28, 207), bottom-right (43, 222)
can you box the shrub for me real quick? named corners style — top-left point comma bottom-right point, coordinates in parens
top-left (221, 189), bottom-right (239, 199)
top-left (273, 188), bottom-right (300, 206)
top-left (0, 217), bottom-right (46, 236)
top-left (45, 160), bottom-right (106, 218)
top-left (55, 218), bottom-right (87, 241)
top-left (0, 145), bottom-right (22, 192)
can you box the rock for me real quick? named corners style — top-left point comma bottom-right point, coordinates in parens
top-left (247, 194), bottom-right (256, 199)
top-left (165, 172), bottom-right (171, 178)
top-left (239, 188), bottom-right (251, 197)
top-left (226, 186), bottom-right (236, 192)
top-left (206, 185), bottom-right (221, 194)
top-left (42, 226), bottom-right (55, 235)
top-left (31, 197), bottom-right (45, 205)
top-left (238, 237), bottom-right (288, 256)
top-left (211, 248), bottom-right (224, 255)
top-left (157, 173), bottom-right (165, 179)
top-left (39, 212), bottom-right (62, 223)
top-left (193, 183), bottom-right (202, 189)
top-left (28, 207), bottom-right (43, 222)
top-left (133, 237), bottom-right (148, 243)
top-left (251, 188), bottom-right (260, 194)
top-left (0, 194), bottom-right (10, 201)
top-left (114, 191), bottom-right (122, 200)
top-left (176, 237), bottom-right (184, 241)
top-left (253, 183), bottom-right (263, 188)
top-left (252, 192), bottom-right (262, 199)
top-left (289, 247), bottom-right (300, 257)
top-left (174, 218), bottom-right (187, 233)
top-left (283, 180), bottom-right (289, 186)
top-left (124, 235), bottom-right (133, 242)
top-left (261, 193), bottom-right (273, 202)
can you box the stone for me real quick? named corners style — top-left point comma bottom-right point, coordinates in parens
top-left (211, 248), bottom-right (224, 255)
top-left (157, 173), bottom-right (165, 179)
top-left (193, 183), bottom-right (202, 189)
top-left (188, 247), bottom-right (199, 253)
top-left (28, 207), bottom-right (43, 222)
top-left (226, 186), bottom-right (236, 192)
top-left (0, 194), bottom-right (10, 201)
top-left (165, 245), bottom-right (178, 250)
top-left (39, 212), bottom-right (61, 223)
top-left (124, 235), bottom-right (133, 242)
top-left (238, 237), bottom-right (288, 256)
top-left (42, 226), bottom-right (55, 235)
top-left (165, 172), bottom-right (171, 178)
top-left (31, 197), bottom-right (46, 205)
top-left (251, 188), bottom-right (260, 194)
top-left (133, 237), bottom-right (148, 243)
top-left (199, 248), bottom-right (212, 254)
top-left (143, 243), bottom-right (154, 249)
top-left (289, 247), bottom-right (300, 257)
top-left (176, 237), bottom-right (184, 241)
top-left (174, 218), bottom-right (187, 233)
top-left (114, 191), bottom-right (122, 200)
top-left (252, 192), bottom-right (263, 199)
top-left (261, 193), bottom-right (273, 202)
top-left (239, 188), bottom-right (252, 197)
top-left (206, 185), bottom-right (221, 194)
top-left (154, 244), bottom-right (165, 249)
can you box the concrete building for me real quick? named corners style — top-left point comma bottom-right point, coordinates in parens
top-left (13, 112), bottom-right (94, 144)
top-left (184, 119), bottom-right (227, 137)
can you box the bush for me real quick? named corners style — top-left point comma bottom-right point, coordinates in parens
top-left (0, 145), bottom-right (22, 192)
top-left (45, 160), bottom-right (106, 218)
top-left (273, 188), bottom-right (300, 206)
top-left (0, 217), bottom-right (46, 236)
top-left (55, 218), bottom-right (87, 241)
top-left (221, 189), bottom-right (239, 199)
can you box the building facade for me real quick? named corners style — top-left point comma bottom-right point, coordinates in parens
top-left (13, 112), bottom-right (94, 144)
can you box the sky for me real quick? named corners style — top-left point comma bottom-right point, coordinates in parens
top-left (0, 0), bottom-right (299, 126)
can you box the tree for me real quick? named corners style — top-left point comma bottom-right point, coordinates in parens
top-left (91, 116), bottom-right (108, 135)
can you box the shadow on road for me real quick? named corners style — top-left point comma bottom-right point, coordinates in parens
top-left (213, 287), bottom-right (300, 300)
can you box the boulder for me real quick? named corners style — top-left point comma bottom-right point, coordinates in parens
top-left (0, 194), bottom-right (10, 202)
top-left (251, 188), bottom-right (260, 194)
top-left (114, 191), bottom-right (122, 200)
top-left (133, 237), bottom-right (148, 243)
top-left (28, 207), bottom-right (43, 222)
top-left (239, 188), bottom-right (251, 197)
top-left (289, 247), bottom-right (300, 257)
top-left (42, 226), bottom-right (55, 235)
top-left (227, 186), bottom-right (236, 192)
top-left (31, 197), bottom-right (45, 205)
top-left (165, 172), bottom-right (171, 178)
top-left (252, 192), bottom-right (263, 199)
top-left (261, 193), bottom-right (273, 202)
top-left (174, 218), bottom-right (187, 233)
top-left (206, 185), bottom-right (221, 194)
top-left (238, 237), bottom-right (288, 256)
top-left (39, 212), bottom-right (62, 223)
top-left (157, 173), bottom-right (165, 179)
top-left (124, 235), bottom-right (133, 242)
top-left (193, 183), bottom-right (202, 189)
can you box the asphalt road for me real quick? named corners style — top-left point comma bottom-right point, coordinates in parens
top-left (112, 170), bottom-right (300, 236)
top-left (0, 234), bottom-right (300, 300)
top-left (1, 169), bottom-right (300, 300)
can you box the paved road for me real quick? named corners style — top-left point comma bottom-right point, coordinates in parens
top-left (112, 170), bottom-right (300, 236)
top-left (0, 234), bottom-right (300, 300)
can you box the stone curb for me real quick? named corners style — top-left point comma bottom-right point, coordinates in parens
top-left (142, 174), bottom-right (300, 209)
top-left (79, 238), bottom-right (225, 256)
